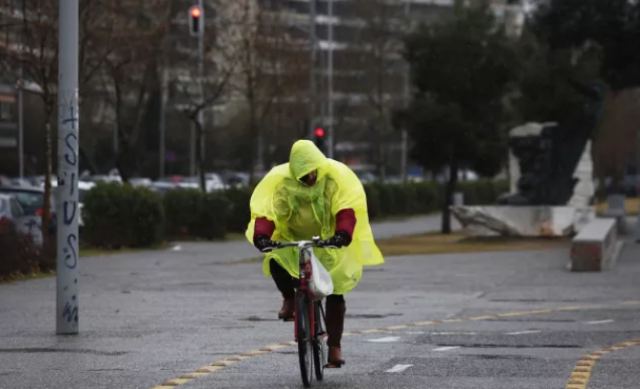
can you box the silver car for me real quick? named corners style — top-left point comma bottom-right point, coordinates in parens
top-left (0, 186), bottom-right (55, 246)
top-left (0, 193), bottom-right (25, 236)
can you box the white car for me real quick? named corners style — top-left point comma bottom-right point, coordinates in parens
top-left (0, 192), bottom-right (45, 245)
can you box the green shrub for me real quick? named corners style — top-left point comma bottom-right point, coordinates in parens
top-left (164, 189), bottom-right (231, 239)
top-left (413, 182), bottom-right (441, 213)
top-left (83, 182), bottom-right (164, 248)
top-left (163, 189), bottom-right (201, 238)
top-left (224, 187), bottom-right (252, 233)
top-left (199, 192), bottom-right (232, 239)
top-left (364, 184), bottom-right (381, 220)
top-left (0, 229), bottom-right (54, 279)
top-left (128, 188), bottom-right (165, 246)
top-left (458, 179), bottom-right (508, 205)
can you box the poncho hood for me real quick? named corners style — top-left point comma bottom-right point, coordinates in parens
top-left (289, 140), bottom-right (328, 181)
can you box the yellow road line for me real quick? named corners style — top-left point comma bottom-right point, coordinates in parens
top-left (564, 338), bottom-right (640, 389)
top-left (150, 300), bottom-right (639, 388)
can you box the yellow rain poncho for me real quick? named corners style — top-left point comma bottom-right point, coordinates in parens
top-left (245, 140), bottom-right (384, 295)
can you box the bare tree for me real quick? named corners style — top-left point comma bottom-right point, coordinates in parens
top-left (95, 1), bottom-right (169, 181)
top-left (351, 0), bottom-right (406, 179)
top-left (0, 0), bottom-right (117, 250)
top-left (227, 0), bottom-right (309, 183)
top-left (172, 0), bottom-right (239, 191)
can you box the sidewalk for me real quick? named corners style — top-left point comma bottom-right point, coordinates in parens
top-left (164, 213), bottom-right (451, 266)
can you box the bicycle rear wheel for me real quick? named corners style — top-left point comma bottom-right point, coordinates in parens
top-left (296, 293), bottom-right (313, 387)
top-left (312, 301), bottom-right (327, 381)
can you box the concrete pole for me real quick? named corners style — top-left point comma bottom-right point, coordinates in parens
top-left (197, 0), bottom-right (206, 172)
top-left (308, 0), bottom-right (317, 136)
top-left (327, 0), bottom-right (334, 158)
top-left (56, 0), bottom-right (80, 335)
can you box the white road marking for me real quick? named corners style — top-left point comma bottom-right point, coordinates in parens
top-left (433, 346), bottom-right (460, 352)
top-left (171, 245), bottom-right (182, 251)
top-left (431, 331), bottom-right (477, 336)
top-left (586, 319), bottom-right (614, 325)
top-left (385, 364), bottom-right (413, 373)
top-left (405, 331), bottom-right (425, 335)
top-left (367, 336), bottom-right (401, 343)
top-left (506, 330), bottom-right (542, 336)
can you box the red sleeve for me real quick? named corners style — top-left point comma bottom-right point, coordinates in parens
top-left (335, 208), bottom-right (356, 239)
top-left (254, 217), bottom-right (275, 240)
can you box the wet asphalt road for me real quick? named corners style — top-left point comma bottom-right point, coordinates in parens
top-left (0, 214), bottom-right (638, 389)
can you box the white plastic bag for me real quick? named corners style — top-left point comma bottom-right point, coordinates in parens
top-left (308, 251), bottom-right (334, 300)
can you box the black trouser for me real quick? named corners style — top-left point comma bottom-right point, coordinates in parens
top-left (270, 259), bottom-right (346, 347)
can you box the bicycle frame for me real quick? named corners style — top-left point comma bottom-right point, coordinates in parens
top-left (276, 239), bottom-right (324, 342)
top-left (275, 237), bottom-right (328, 386)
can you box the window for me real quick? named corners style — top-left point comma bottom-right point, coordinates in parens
top-left (0, 101), bottom-right (14, 121)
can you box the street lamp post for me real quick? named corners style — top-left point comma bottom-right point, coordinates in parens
top-left (188, 2), bottom-right (205, 178)
top-left (327, 0), bottom-right (334, 158)
top-left (309, 0), bottom-right (317, 140)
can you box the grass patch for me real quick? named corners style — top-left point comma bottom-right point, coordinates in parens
top-left (0, 270), bottom-right (55, 284)
top-left (595, 197), bottom-right (639, 216)
top-left (377, 232), bottom-right (568, 256)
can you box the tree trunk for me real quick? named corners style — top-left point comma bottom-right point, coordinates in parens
top-left (42, 115), bottom-right (53, 255)
top-left (196, 119), bottom-right (206, 192)
top-left (441, 161), bottom-right (459, 234)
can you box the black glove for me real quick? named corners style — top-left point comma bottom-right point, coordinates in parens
top-left (254, 235), bottom-right (278, 253)
top-left (323, 231), bottom-right (351, 248)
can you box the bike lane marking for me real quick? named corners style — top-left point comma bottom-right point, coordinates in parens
top-left (385, 364), bottom-right (413, 373)
top-left (367, 336), bottom-right (401, 343)
top-left (564, 338), bottom-right (640, 389)
top-left (584, 319), bottom-right (614, 325)
top-left (433, 346), bottom-right (460, 352)
top-left (149, 300), bottom-right (640, 389)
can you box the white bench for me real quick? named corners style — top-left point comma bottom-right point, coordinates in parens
top-left (570, 218), bottom-right (622, 271)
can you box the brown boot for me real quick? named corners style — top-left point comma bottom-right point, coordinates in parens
top-left (327, 346), bottom-right (345, 368)
top-left (325, 295), bottom-right (346, 368)
top-left (278, 296), bottom-right (295, 321)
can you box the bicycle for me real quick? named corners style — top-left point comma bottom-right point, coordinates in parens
top-left (272, 237), bottom-right (334, 387)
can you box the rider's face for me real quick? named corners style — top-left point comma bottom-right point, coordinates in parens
top-left (299, 170), bottom-right (318, 186)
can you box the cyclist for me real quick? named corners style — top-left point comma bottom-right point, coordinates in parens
top-left (246, 139), bottom-right (384, 368)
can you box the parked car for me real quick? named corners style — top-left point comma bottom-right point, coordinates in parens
top-left (129, 177), bottom-right (152, 188)
top-left (0, 186), bottom-right (56, 246)
top-left (221, 170), bottom-right (250, 188)
top-left (0, 193), bottom-right (24, 235)
top-left (205, 172), bottom-right (226, 191)
top-left (150, 180), bottom-right (178, 194)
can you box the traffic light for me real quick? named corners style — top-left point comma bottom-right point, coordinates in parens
top-left (189, 5), bottom-right (203, 36)
top-left (313, 127), bottom-right (326, 152)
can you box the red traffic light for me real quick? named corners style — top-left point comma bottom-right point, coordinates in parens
top-left (314, 127), bottom-right (325, 138)
top-left (189, 5), bottom-right (203, 36)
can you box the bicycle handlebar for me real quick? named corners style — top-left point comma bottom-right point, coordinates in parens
top-left (261, 236), bottom-right (338, 252)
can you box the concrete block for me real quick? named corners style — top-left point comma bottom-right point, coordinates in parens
top-left (451, 205), bottom-right (589, 237)
top-left (570, 218), bottom-right (620, 271)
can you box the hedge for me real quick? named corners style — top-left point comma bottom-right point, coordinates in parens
top-left (82, 182), bottom-right (164, 248)
top-left (79, 179), bottom-right (506, 248)
top-left (164, 189), bottom-right (231, 239)
top-left (0, 229), bottom-right (54, 280)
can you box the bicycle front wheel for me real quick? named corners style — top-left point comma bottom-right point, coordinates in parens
top-left (296, 293), bottom-right (313, 387)
top-left (312, 301), bottom-right (327, 381)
